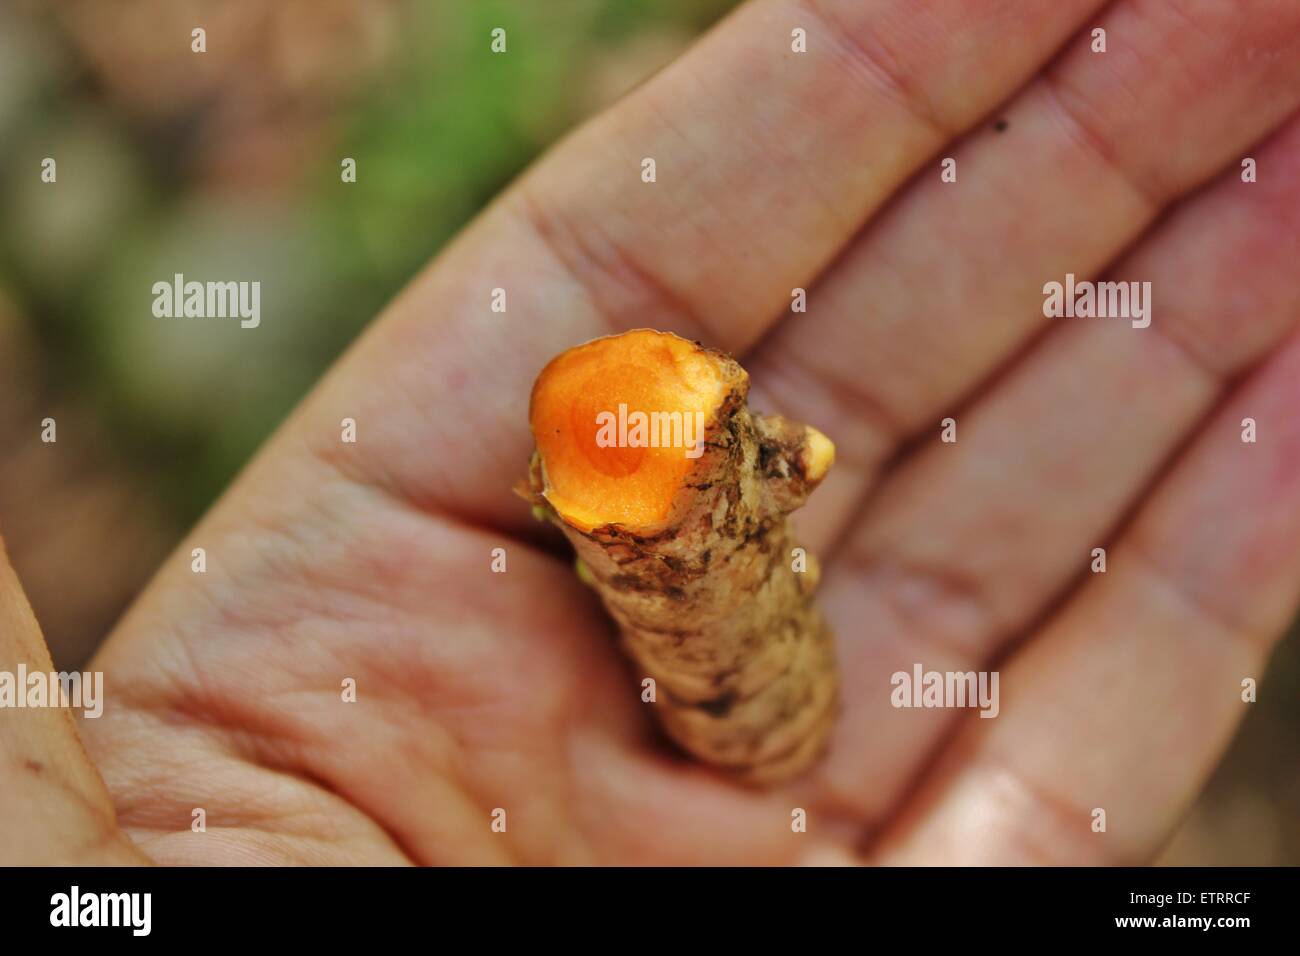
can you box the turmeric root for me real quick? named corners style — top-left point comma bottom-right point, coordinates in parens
top-left (523, 329), bottom-right (837, 786)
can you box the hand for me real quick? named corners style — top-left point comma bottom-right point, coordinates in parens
top-left (5, 0), bottom-right (1300, 865)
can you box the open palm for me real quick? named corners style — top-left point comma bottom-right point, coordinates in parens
top-left (6, 0), bottom-right (1300, 866)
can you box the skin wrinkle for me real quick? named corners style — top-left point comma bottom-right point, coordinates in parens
top-left (1123, 287), bottom-right (1228, 384)
top-left (7, 746), bottom-right (118, 851)
top-left (1037, 67), bottom-right (1167, 213)
top-left (950, 749), bottom-right (1117, 865)
top-left (762, 335), bottom-right (905, 466)
top-left (1125, 520), bottom-right (1275, 658)
top-left (799, 0), bottom-right (953, 140)
top-left (841, 553), bottom-right (1000, 666)
top-left (513, 186), bottom-right (712, 343)
top-left (105, 661), bottom-right (433, 865)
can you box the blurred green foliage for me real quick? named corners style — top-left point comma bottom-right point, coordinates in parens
top-left (0, 0), bottom-right (737, 520)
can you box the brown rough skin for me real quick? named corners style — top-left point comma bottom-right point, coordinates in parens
top-left (523, 343), bottom-right (838, 786)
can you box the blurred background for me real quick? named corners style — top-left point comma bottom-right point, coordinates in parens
top-left (0, 0), bottom-right (1294, 864)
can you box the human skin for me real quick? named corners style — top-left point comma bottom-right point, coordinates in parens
top-left (3, 0), bottom-right (1300, 865)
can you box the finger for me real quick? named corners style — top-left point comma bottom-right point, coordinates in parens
top-left (813, 110), bottom-right (1300, 820)
top-left (749, 0), bottom-right (1300, 554)
top-left (873, 329), bottom-right (1300, 864)
top-left (307, 0), bottom-right (1108, 537)
top-left (516, 0), bottom-right (1107, 349)
top-left (0, 535), bottom-right (144, 864)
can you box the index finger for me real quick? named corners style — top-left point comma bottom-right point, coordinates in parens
top-left (313, 0), bottom-right (1106, 533)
